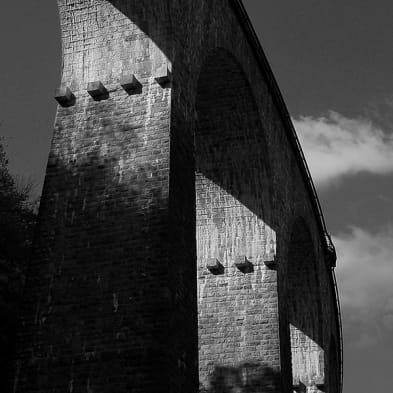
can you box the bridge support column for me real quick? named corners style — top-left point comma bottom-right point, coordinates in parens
top-left (15, 1), bottom-right (198, 393)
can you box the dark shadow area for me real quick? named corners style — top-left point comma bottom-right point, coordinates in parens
top-left (200, 363), bottom-right (280, 393)
top-left (0, 146), bottom-right (36, 392)
top-left (155, 72), bottom-right (172, 88)
top-left (235, 263), bottom-right (254, 274)
top-left (54, 93), bottom-right (76, 108)
top-left (195, 47), bottom-right (274, 244)
top-left (293, 381), bottom-right (307, 393)
top-left (282, 217), bottom-right (327, 389)
top-left (89, 91), bottom-right (110, 101)
top-left (206, 260), bottom-right (225, 275)
top-left (195, 48), bottom-right (280, 393)
top-left (0, 265), bottom-right (23, 392)
top-left (123, 81), bottom-right (143, 96)
top-left (287, 218), bottom-right (323, 345)
top-left (106, 0), bottom-right (173, 61)
top-left (87, 82), bottom-right (110, 101)
top-left (13, 138), bottom-right (191, 393)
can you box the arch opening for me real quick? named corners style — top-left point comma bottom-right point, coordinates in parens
top-left (286, 218), bottom-right (325, 392)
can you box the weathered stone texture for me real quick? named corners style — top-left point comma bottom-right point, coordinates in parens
top-left (195, 49), bottom-right (279, 392)
top-left (13, 1), bottom-right (341, 393)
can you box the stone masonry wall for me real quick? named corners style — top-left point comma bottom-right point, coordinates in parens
top-left (195, 49), bottom-right (279, 392)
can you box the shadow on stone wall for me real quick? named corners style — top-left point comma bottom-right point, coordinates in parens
top-left (14, 145), bottom-right (190, 393)
top-left (200, 363), bottom-right (280, 393)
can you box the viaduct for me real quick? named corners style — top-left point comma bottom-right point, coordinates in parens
top-left (12, 1), bottom-right (342, 392)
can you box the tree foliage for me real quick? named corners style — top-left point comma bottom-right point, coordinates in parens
top-left (0, 143), bottom-right (36, 265)
top-left (0, 140), bottom-right (36, 389)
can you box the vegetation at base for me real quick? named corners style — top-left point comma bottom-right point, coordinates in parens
top-left (0, 139), bottom-right (37, 390)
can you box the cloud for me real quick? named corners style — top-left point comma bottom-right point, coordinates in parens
top-left (293, 111), bottom-right (393, 187)
top-left (334, 226), bottom-right (393, 347)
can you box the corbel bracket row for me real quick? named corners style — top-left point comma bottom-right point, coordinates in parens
top-left (206, 255), bottom-right (276, 275)
top-left (54, 68), bottom-right (172, 107)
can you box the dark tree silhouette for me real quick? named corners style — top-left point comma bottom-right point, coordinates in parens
top-left (0, 140), bottom-right (36, 391)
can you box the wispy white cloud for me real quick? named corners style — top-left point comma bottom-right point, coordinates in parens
top-left (293, 111), bottom-right (393, 187)
top-left (334, 226), bottom-right (393, 347)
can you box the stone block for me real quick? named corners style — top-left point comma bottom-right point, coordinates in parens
top-left (234, 256), bottom-right (253, 273)
top-left (54, 86), bottom-right (75, 107)
top-left (206, 258), bottom-right (224, 274)
top-left (155, 66), bottom-right (172, 86)
top-left (87, 81), bottom-right (109, 100)
top-left (264, 255), bottom-right (276, 269)
top-left (120, 74), bottom-right (142, 94)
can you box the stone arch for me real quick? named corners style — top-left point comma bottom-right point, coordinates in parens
top-left (194, 47), bottom-right (272, 234)
top-left (195, 48), bottom-right (279, 393)
top-left (284, 217), bottom-right (325, 391)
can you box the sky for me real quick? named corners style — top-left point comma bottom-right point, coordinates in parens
top-left (1, 1), bottom-right (392, 392)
